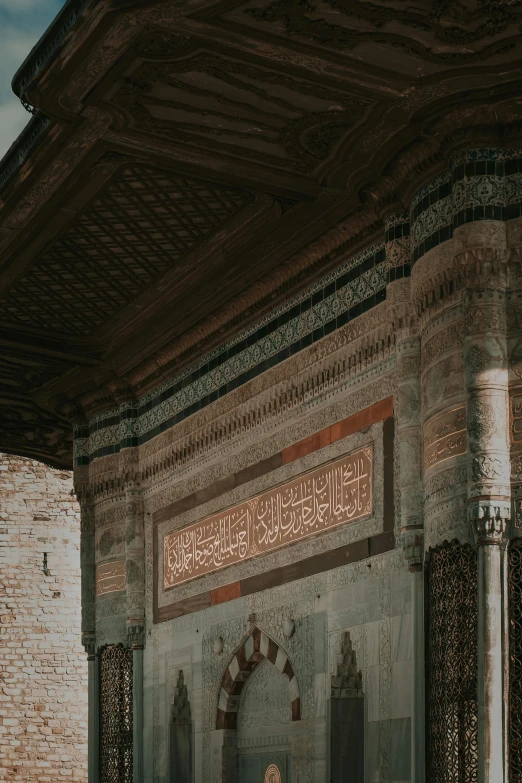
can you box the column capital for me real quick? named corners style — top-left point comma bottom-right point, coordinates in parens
top-left (469, 498), bottom-right (510, 545)
top-left (82, 632), bottom-right (96, 658)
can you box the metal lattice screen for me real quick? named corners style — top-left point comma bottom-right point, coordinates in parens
top-left (427, 543), bottom-right (478, 783)
top-left (510, 539), bottom-right (522, 781)
top-left (100, 645), bottom-right (133, 783)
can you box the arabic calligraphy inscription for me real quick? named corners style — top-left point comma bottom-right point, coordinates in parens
top-left (96, 559), bottom-right (127, 597)
top-left (163, 447), bottom-right (373, 589)
top-left (424, 406), bottom-right (467, 469)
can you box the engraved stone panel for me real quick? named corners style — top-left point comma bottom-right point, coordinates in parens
top-left (423, 407), bottom-right (466, 469)
top-left (238, 658), bottom-right (291, 729)
top-left (164, 447), bottom-right (372, 589)
top-left (96, 559), bottom-right (127, 597)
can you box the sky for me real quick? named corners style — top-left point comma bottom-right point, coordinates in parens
top-left (0, 0), bottom-right (66, 159)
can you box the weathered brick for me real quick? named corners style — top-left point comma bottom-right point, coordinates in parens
top-left (0, 453), bottom-right (87, 781)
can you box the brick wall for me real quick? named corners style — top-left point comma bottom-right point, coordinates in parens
top-left (0, 453), bottom-right (87, 782)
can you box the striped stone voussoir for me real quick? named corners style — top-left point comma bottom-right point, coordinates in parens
top-left (216, 626), bottom-right (301, 729)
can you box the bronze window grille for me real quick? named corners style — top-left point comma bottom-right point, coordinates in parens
top-left (509, 538), bottom-right (522, 781)
top-left (427, 543), bottom-right (478, 783)
top-left (99, 644), bottom-right (133, 783)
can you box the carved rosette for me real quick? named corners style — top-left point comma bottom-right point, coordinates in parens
top-left (464, 285), bottom-right (511, 543)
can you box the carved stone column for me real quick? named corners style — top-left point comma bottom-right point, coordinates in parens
top-left (128, 620), bottom-right (144, 783)
top-left (125, 480), bottom-right (145, 783)
top-left (463, 249), bottom-right (511, 783)
top-left (396, 335), bottom-right (425, 783)
top-left (125, 481), bottom-right (145, 627)
top-left (84, 633), bottom-right (99, 783)
top-left (76, 485), bottom-right (99, 783)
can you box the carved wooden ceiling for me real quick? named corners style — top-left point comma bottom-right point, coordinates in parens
top-left (1, 0), bottom-right (522, 467)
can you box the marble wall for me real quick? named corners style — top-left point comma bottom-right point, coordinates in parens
top-left (143, 547), bottom-right (412, 783)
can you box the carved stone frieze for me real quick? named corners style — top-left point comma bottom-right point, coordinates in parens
top-left (424, 406), bottom-right (467, 470)
top-left (422, 354), bottom-right (465, 415)
top-left (424, 465), bottom-right (467, 505)
top-left (425, 507), bottom-right (472, 551)
top-left (467, 398), bottom-right (497, 448)
top-left (421, 321), bottom-right (463, 375)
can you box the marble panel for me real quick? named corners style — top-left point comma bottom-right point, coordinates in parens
top-left (366, 720), bottom-right (380, 783)
top-left (144, 683), bottom-right (154, 780)
top-left (194, 732), bottom-right (204, 783)
top-left (314, 613), bottom-right (327, 673)
top-left (391, 613), bottom-right (412, 663)
top-left (391, 659), bottom-right (412, 719)
top-left (330, 577), bottom-right (379, 612)
top-left (314, 673), bottom-right (327, 718)
top-left (313, 715), bottom-right (327, 782)
top-left (390, 571), bottom-right (411, 616)
top-left (367, 620), bottom-right (380, 667)
top-left (327, 605), bottom-right (367, 631)
top-left (367, 664), bottom-right (380, 722)
top-left (390, 717), bottom-right (411, 782)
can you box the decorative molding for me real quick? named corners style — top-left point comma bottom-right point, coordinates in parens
top-left (81, 307), bottom-right (395, 502)
top-left (411, 149), bottom-right (522, 266)
top-left (75, 243), bottom-right (386, 463)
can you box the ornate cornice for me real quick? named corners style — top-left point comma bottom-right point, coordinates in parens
top-left (12, 0), bottom-right (93, 110)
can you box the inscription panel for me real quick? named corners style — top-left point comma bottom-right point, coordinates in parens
top-left (424, 406), bottom-right (467, 469)
top-left (164, 447), bottom-right (373, 589)
top-left (96, 559), bottom-right (127, 597)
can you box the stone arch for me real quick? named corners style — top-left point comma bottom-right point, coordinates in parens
top-left (216, 626), bottom-right (300, 729)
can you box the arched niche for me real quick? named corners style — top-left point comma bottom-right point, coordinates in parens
top-left (214, 626), bottom-right (300, 783)
top-left (216, 626), bottom-right (300, 730)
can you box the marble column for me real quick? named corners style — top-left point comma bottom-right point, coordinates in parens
top-left (128, 621), bottom-right (144, 783)
top-left (463, 251), bottom-right (511, 783)
top-left (125, 482), bottom-right (145, 783)
top-left (85, 635), bottom-right (100, 783)
top-left (77, 489), bottom-right (99, 783)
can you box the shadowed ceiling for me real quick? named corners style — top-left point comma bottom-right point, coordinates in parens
top-left (1, 0), bottom-right (522, 467)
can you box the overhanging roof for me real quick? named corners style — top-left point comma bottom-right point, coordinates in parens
top-left (1, 0), bottom-right (522, 467)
